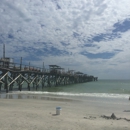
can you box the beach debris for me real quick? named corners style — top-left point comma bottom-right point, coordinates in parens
top-left (111, 113), bottom-right (116, 119)
top-left (124, 110), bottom-right (130, 112)
top-left (84, 116), bottom-right (96, 120)
top-left (101, 113), bottom-right (130, 121)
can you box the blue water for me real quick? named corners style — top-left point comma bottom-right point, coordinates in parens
top-left (37, 79), bottom-right (130, 98)
top-left (41, 80), bottom-right (130, 94)
top-left (0, 79), bottom-right (130, 99)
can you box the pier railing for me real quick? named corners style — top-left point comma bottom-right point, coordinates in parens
top-left (0, 59), bottom-right (50, 73)
top-left (0, 59), bottom-right (98, 78)
top-left (0, 60), bottom-right (78, 75)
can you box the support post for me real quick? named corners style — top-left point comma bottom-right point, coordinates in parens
top-left (42, 75), bottom-right (44, 89)
top-left (11, 73), bottom-right (15, 91)
top-left (28, 73), bottom-right (30, 91)
top-left (18, 75), bottom-right (22, 91)
top-left (5, 73), bottom-right (8, 93)
top-left (47, 75), bottom-right (51, 87)
top-left (36, 75), bottom-right (38, 90)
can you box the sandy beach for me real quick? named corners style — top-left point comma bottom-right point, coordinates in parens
top-left (0, 94), bottom-right (130, 130)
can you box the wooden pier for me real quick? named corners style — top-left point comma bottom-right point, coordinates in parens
top-left (0, 58), bottom-right (97, 93)
top-left (0, 45), bottom-right (98, 93)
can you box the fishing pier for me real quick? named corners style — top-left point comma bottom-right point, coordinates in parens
top-left (0, 45), bottom-right (98, 93)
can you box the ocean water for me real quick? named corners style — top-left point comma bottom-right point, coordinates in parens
top-left (41, 79), bottom-right (130, 94)
top-left (0, 79), bottom-right (130, 99)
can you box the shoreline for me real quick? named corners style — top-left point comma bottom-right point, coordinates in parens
top-left (0, 90), bottom-right (130, 99)
top-left (0, 93), bottom-right (130, 130)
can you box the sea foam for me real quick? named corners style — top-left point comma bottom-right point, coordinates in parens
top-left (9, 91), bottom-right (130, 99)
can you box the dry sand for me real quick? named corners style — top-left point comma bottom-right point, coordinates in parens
top-left (0, 95), bottom-right (130, 130)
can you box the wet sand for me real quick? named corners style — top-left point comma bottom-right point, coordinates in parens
top-left (0, 93), bottom-right (130, 130)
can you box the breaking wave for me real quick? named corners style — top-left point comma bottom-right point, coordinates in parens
top-left (9, 91), bottom-right (130, 99)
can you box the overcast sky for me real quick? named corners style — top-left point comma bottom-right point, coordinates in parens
top-left (0, 0), bottom-right (130, 79)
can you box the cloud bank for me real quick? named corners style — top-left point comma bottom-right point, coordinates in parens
top-left (0, 0), bottom-right (130, 79)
